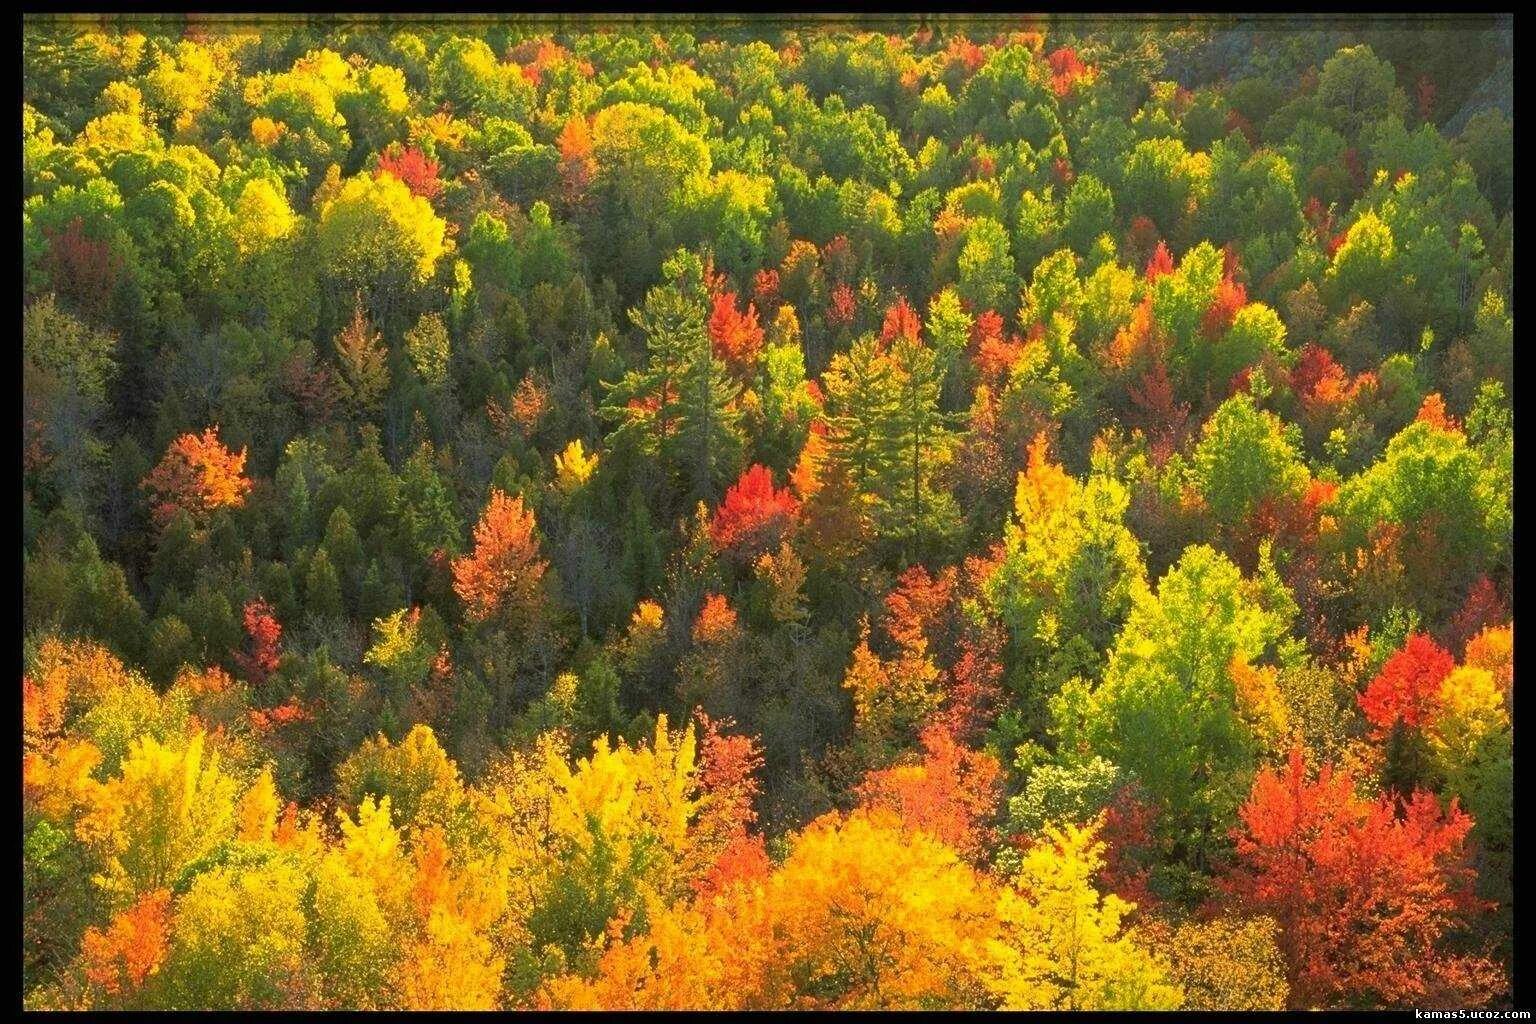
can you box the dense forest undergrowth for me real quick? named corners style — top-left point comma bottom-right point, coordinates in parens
top-left (21, 15), bottom-right (1514, 1010)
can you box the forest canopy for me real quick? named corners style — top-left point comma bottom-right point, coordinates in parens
top-left (21, 14), bottom-right (1514, 1012)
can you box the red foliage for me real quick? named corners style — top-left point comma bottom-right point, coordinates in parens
top-left (42, 217), bottom-right (120, 316)
top-left (1052, 155), bottom-right (1075, 186)
top-left (695, 711), bottom-right (765, 844)
top-left (1303, 196), bottom-right (1333, 237)
top-left (1416, 74), bottom-right (1437, 121)
top-left (1144, 240), bottom-right (1176, 282)
top-left (1358, 633), bottom-right (1455, 736)
top-left (968, 309), bottom-right (1023, 383)
top-left (821, 234), bottom-right (856, 284)
top-left (879, 296), bottom-right (922, 347)
top-left (709, 464), bottom-right (800, 557)
top-left (1097, 786), bottom-right (1160, 914)
top-left (708, 291), bottom-right (766, 371)
top-left (1124, 216), bottom-right (1160, 270)
top-left (937, 624), bottom-right (1005, 742)
top-left (826, 281), bottom-right (858, 328)
top-left (883, 565), bottom-right (955, 653)
top-left (1445, 576), bottom-right (1508, 657)
top-left (1344, 147), bottom-right (1366, 189)
top-left (235, 599), bottom-right (283, 687)
top-left (281, 351), bottom-right (341, 424)
top-left (516, 38), bottom-right (570, 88)
top-left (1223, 747), bottom-right (1504, 1009)
top-left (751, 268), bottom-right (780, 310)
top-left (1126, 360), bottom-right (1190, 463)
top-left (248, 696), bottom-right (312, 734)
top-left (376, 144), bottom-right (443, 200)
top-left (856, 723), bottom-right (1002, 860)
top-left (970, 308), bottom-right (1005, 350)
top-left (1225, 108), bottom-right (1257, 144)
top-left (1289, 343), bottom-right (1342, 401)
top-left (1201, 275), bottom-right (1248, 338)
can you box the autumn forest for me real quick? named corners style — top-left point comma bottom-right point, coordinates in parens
top-left (20, 14), bottom-right (1516, 1012)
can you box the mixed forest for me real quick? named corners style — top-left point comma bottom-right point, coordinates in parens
top-left (21, 15), bottom-right (1516, 1011)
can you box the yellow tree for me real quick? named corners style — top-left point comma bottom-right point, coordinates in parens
top-left (986, 818), bottom-right (1182, 1010)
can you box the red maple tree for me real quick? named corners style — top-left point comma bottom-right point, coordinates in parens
top-left (707, 291), bottom-right (765, 372)
top-left (1358, 633), bottom-right (1455, 735)
top-left (1224, 747), bottom-right (1504, 1009)
top-left (377, 144), bottom-right (443, 200)
top-left (709, 464), bottom-right (800, 558)
top-left (235, 599), bottom-right (283, 687)
top-left (451, 489), bottom-right (549, 626)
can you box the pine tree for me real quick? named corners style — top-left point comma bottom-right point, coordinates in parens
top-left (882, 334), bottom-right (959, 551)
top-left (822, 333), bottom-right (958, 555)
top-left (603, 251), bottom-right (743, 504)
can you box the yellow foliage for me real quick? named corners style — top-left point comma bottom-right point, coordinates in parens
top-left (78, 731), bottom-right (239, 902)
top-left (337, 795), bottom-right (407, 911)
top-left (395, 827), bottom-right (509, 1009)
top-left (1427, 666), bottom-right (1509, 771)
top-left (236, 768), bottom-right (279, 844)
top-left (553, 438), bottom-right (599, 492)
top-left (986, 819), bottom-right (1182, 1010)
top-left (232, 177), bottom-right (295, 254)
top-left (546, 715), bottom-right (700, 871)
top-left (1230, 656), bottom-right (1292, 756)
top-left (1159, 914), bottom-right (1289, 1010)
top-left (24, 737), bottom-right (106, 823)
top-left (314, 170), bottom-right (449, 284)
top-left (543, 807), bottom-right (995, 1010)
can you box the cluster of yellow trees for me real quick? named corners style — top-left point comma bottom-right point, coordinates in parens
top-left (23, 636), bottom-right (1288, 1010)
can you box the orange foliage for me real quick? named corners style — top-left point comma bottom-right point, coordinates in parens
top-left (707, 291), bottom-right (766, 371)
top-left (81, 888), bottom-right (172, 997)
top-left (1415, 392), bottom-right (1461, 433)
top-left (1202, 275), bottom-right (1247, 338)
top-left (451, 489), bottom-right (548, 626)
top-left (1225, 747), bottom-right (1504, 1009)
top-left (142, 427), bottom-right (251, 528)
top-left (1046, 46), bottom-right (1093, 96)
top-left (693, 593), bottom-right (741, 646)
top-left (691, 712), bottom-right (766, 889)
top-left (856, 724), bottom-right (1001, 859)
top-left (884, 564), bottom-right (955, 653)
top-left (1463, 624), bottom-right (1513, 696)
top-left (1108, 296), bottom-right (1158, 372)
top-left (557, 114), bottom-right (597, 203)
top-left (1357, 633), bottom-right (1455, 735)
